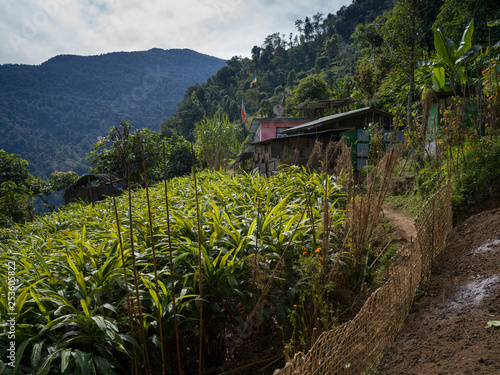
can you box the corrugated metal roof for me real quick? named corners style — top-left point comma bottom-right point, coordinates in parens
top-left (283, 107), bottom-right (393, 134)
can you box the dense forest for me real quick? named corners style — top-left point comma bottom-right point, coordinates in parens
top-left (0, 49), bottom-right (226, 178)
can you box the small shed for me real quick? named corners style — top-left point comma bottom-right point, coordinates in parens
top-left (252, 107), bottom-right (398, 176)
top-left (64, 174), bottom-right (127, 204)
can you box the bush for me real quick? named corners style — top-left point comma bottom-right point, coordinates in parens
top-left (452, 134), bottom-right (500, 220)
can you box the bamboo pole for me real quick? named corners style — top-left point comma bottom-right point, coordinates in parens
top-left (127, 161), bottom-right (151, 374)
top-left (162, 143), bottom-right (184, 375)
top-left (191, 143), bottom-right (204, 375)
top-left (109, 172), bottom-right (138, 375)
top-left (140, 141), bottom-right (166, 375)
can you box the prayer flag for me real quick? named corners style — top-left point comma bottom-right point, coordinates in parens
top-left (241, 100), bottom-right (248, 125)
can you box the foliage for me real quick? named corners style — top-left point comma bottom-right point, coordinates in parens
top-left (0, 151), bottom-right (33, 225)
top-left (433, 0), bottom-right (500, 44)
top-left (451, 131), bottom-right (500, 221)
top-left (0, 49), bottom-right (225, 178)
top-left (30, 171), bottom-right (80, 212)
top-left (87, 121), bottom-right (192, 184)
top-left (194, 113), bottom-right (248, 170)
top-left (381, 0), bottom-right (426, 126)
top-left (0, 167), bottom-right (351, 373)
top-left (0, 150), bottom-right (82, 223)
top-left (429, 19), bottom-right (483, 94)
top-left (286, 75), bottom-right (333, 116)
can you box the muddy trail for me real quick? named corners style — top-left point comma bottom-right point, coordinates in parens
top-left (377, 208), bottom-right (500, 374)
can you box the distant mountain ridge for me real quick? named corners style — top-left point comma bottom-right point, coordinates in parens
top-left (0, 48), bottom-right (226, 177)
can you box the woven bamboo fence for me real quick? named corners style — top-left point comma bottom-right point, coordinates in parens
top-left (274, 180), bottom-right (453, 375)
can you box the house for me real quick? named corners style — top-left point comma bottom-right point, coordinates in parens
top-left (64, 174), bottom-right (127, 204)
top-left (251, 107), bottom-right (399, 177)
top-left (249, 118), bottom-right (312, 142)
top-left (249, 98), bottom-right (353, 143)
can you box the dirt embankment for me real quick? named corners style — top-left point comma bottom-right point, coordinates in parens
top-left (377, 208), bottom-right (500, 374)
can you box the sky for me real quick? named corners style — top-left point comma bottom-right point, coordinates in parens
top-left (0, 0), bottom-right (352, 65)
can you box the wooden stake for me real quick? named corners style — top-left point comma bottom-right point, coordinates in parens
top-left (191, 143), bottom-right (204, 375)
top-left (162, 143), bottom-right (184, 375)
top-left (140, 140), bottom-right (166, 375)
top-left (109, 172), bottom-right (138, 375)
top-left (127, 161), bottom-right (151, 374)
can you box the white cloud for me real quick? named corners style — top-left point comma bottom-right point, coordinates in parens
top-left (0, 0), bottom-right (352, 65)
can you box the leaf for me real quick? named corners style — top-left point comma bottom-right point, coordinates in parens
top-left (36, 349), bottom-right (63, 375)
top-left (30, 340), bottom-right (44, 369)
top-left (93, 356), bottom-right (113, 375)
top-left (73, 350), bottom-right (93, 375)
top-left (485, 320), bottom-right (500, 328)
top-left (487, 19), bottom-right (500, 27)
top-left (91, 315), bottom-right (108, 332)
top-left (432, 66), bottom-right (446, 91)
top-left (457, 19), bottom-right (474, 58)
top-left (80, 299), bottom-right (90, 317)
top-left (14, 279), bottom-right (43, 314)
top-left (60, 349), bottom-right (72, 372)
top-left (14, 338), bottom-right (31, 373)
top-left (434, 29), bottom-right (455, 66)
top-left (456, 45), bottom-right (483, 65)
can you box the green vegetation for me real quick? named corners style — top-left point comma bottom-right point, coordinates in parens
top-left (0, 167), bottom-right (357, 374)
top-left (194, 113), bottom-right (249, 170)
top-left (0, 150), bottom-right (78, 225)
top-left (1, 1), bottom-right (500, 374)
top-left (87, 121), bottom-right (192, 183)
top-left (0, 49), bottom-right (226, 178)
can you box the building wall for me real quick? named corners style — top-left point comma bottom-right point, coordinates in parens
top-left (252, 110), bottom-right (399, 176)
top-left (256, 120), bottom-right (309, 142)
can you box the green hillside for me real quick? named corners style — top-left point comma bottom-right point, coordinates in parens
top-left (161, 0), bottom-right (499, 139)
top-left (0, 49), bottom-right (226, 178)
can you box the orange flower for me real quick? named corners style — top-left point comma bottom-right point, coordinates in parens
top-left (315, 248), bottom-right (321, 253)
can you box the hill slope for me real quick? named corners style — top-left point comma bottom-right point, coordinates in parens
top-left (0, 48), bottom-right (226, 177)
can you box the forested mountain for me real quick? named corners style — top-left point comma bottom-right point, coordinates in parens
top-left (0, 49), bottom-right (226, 177)
top-left (161, 0), bottom-right (499, 139)
top-left (160, 0), bottom-right (396, 139)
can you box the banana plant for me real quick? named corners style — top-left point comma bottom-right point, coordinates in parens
top-left (426, 19), bottom-right (483, 94)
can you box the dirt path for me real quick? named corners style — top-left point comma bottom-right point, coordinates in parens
top-left (377, 208), bottom-right (500, 374)
top-left (383, 208), bottom-right (417, 244)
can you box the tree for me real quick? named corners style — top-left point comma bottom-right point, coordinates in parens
top-left (0, 151), bottom-right (75, 223)
top-left (0, 150), bottom-right (32, 225)
top-left (30, 171), bottom-right (79, 211)
top-left (292, 74), bottom-right (332, 103)
top-left (87, 121), bottom-right (192, 184)
top-left (382, 0), bottom-right (425, 127)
